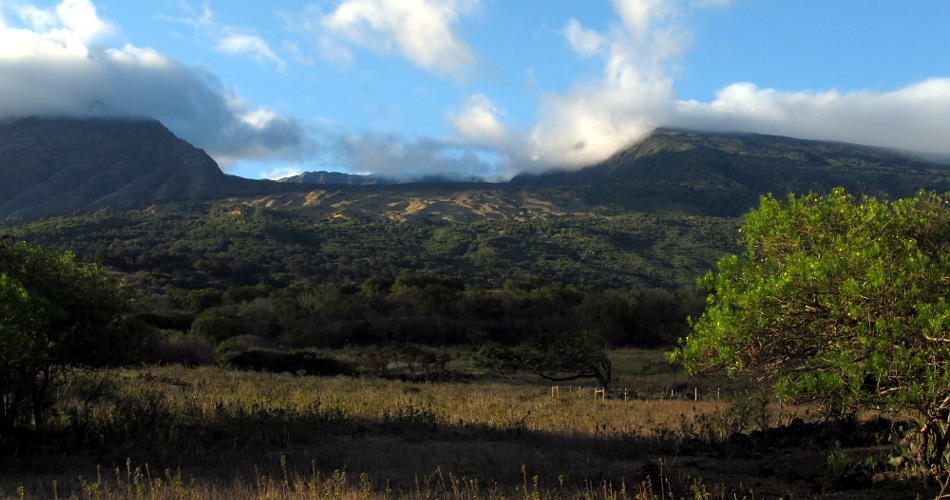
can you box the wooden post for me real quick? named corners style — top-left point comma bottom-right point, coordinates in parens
top-left (694, 387), bottom-right (698, 401)
top-left (551, 385), bottom-right (560, 398)
top-left (594, 388), bottom-right (605, 401)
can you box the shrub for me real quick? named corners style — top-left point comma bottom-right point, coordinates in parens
top-left (216, 334), bottom-right (271, 355)
top-left (151, 332), bottom-right (216, 366)
top-left (223, 348), bottom-right (357, 377)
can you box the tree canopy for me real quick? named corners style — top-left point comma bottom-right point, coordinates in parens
top-left (0, 238), bottom-right (133, 447)
top-left (668, 188), bottom-right (950, 475)
top-left (472, 329), bottom-right (613, 390)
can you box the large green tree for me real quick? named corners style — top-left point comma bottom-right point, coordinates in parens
top-left (668, 189), bottom-right (950, 476)
top-left (0, 238), bottom-right (133, 448)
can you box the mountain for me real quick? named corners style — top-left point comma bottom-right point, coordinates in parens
top-left (277, 171), bottom-right (398, 185)
top-left (7, 120), bottom-right (950, 290)
top-left (0, 117), bottom-right (289, 219)
top-left (4, 117), bottom-right (950, 221)
top-left (276, 171), bottom-right (487, 185)
top-left (512, 129), bottom-right (950, 216)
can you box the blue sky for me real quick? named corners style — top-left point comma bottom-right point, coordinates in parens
top-left (1, 1), bottom-right (949, 180)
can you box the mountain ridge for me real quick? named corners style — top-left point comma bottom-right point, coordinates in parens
top-left (3, 117), bottom-right (950, 220)
top-left (511, 128), bottom-right (950, 215)
top-left (0, 117), bottom-right (293, 219)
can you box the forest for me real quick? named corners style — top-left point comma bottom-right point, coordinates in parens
top-left (0, 199), bottom-right (729, 366)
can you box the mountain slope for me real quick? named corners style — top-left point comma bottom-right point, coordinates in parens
top-left (5, 118), bottom-right (950, 221)
top-left (277, 171), bottom-right (396, 185)
top-left (0, 117), bottom-right (281, 219)
top-left (512, 129), bottom-right (950, 216)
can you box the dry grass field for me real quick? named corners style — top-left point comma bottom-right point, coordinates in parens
top-left (0, 350), bottom-right (930, 499)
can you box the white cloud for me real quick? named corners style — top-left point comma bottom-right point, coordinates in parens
top-left (216, 33), bottom-right (285, 71)
top-left (563, 19), bottom-right (606, 57)
top-left (0, 0), bottom-right (307, 168)
top-left (316, 0), bottom-right (478, 79)
top-left (175, 5), bottom-right (286, 72)
top-left (523, 0), bottom-right (684, 170)
top-left (259, 165), bottom-right (303, 180)
top-left (0, 0), bottom-right (113, 57)
top-left (447, 94), bottom-right (511, 150)
top-left (54, 0), bottom-right (111, 43)
top-left (328, 129), bottom-right (496, 179)
top-left (672, 79), bottom-right (950, 155)
top-left (518, 0), bottom-right (950, 174)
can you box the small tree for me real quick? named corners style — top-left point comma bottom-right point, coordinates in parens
top-left (667, 189), bottom-right (950, 477)
top-left (0, 239), bottom-right (133, 447)
top-left (472, 329), bottom-right (612, 390)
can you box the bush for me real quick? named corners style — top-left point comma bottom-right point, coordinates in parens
top-left (216, 334), bottom-right (271, 355)
top-left (151, 332), bottom-right (216, 366)
top-left (189, 305), bottom-right (243, 343)
top-left (223, 348), bottom-right (357, 377)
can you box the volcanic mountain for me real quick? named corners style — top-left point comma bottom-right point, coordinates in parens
top-left (0, 117), bottom-right (282, 219)
top-left (512, 128), bottom-right (950, 215)
top-left (3, 117), bottom-right (950, 220)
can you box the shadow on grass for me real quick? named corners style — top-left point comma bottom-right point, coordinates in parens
top-left (1, 398), bottom-right (930, 499)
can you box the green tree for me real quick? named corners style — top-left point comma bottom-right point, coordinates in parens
top-left (189, 305), bottom-right (244, 344)
top-left (0, 239), bottom-right (133, 447)
top-left (472, 329), bottom-right (612, 390)
top-left (668, 189), bottom-right (950, 476)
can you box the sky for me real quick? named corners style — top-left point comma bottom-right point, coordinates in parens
top-left (1, 1), bottom-right (949, 180)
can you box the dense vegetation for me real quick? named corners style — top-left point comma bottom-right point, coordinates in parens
top-left (2, 199), bottom-right (739, 290)
top-left (0, 200), bottom-right (720, 380)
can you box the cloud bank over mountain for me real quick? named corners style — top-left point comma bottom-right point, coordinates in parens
top-left (0, 0), bottom-right (308, 167)
top-left (1, 0), bottom-right (949, 179)
top-left (516, 0), bottom-right (950, 172)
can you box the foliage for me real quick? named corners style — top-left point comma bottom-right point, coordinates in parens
top-left (2, 201), bottom-right (739, 291)
top-left (0, 238), bottom-right (133, 448)
top-left (148, 332), bottom-right (216, 366)
top-left (472, 330), bottom-right (613, 390)
top-left (668, 188), bottom-right (950, 474)
top-left (0, 197), bottom-right (732, 354)
top-left (223, 348), bottom-right (357, 377)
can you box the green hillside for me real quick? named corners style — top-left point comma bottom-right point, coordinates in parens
top-left (2, 192), bottom-right (739, 291)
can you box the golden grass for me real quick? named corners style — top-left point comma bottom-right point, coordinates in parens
top-left (0, 349), bottom-right (905, 499)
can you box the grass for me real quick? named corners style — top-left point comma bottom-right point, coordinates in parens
top-left (0, 349), bottom-right (929, 499)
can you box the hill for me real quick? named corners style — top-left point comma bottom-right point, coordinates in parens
top-left (513, 128), bottom-right (950, 216)
top-left (0, 117), bottom-right (288, 219)
top-left (276, 170), bottom-right (398, 185)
